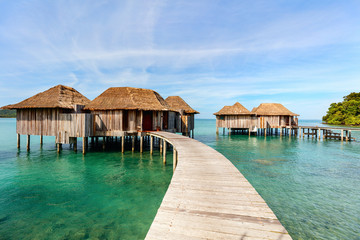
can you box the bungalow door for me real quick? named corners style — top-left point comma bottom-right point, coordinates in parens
top-left (143, 111), bottom-right (153, 131)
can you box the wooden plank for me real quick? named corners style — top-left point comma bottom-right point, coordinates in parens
top-left (145, 132), bottom-right (292, 240)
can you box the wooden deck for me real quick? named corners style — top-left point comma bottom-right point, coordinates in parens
top-left (146, 131), bottom-right (292, 240)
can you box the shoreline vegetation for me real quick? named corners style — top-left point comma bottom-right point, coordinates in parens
top-left (322, 92), bottom-right (360, 127)
top-left (0, 109), bottom-right (16, 118)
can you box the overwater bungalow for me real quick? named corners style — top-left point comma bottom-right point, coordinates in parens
top-left (251, 103), bottom-right (299, 129)
top-left (214, 102), bottom-right (256, 135)
top-left (165, 96), bottom-right (199, 137)
top-left (1, 85), bottom-right (90, 150)
top-left (83, 87), bottom-right (175, 136)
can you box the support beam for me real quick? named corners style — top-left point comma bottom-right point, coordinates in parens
top-left (132, 136), bottom-right (135, 152)
top-left (318, 128), bottom-right (321, 140)
top-left (163, 141), bottom-right (167, 164)
top-left (40, 135), bottom-right (43, 146)
top-left (341, 130), bottom-right (344, 141)
top-left (140, 136), bottom-right (143, 153)
top-left (160, 139), bottom-right (163, 153)
top-left (57, 143), bottom-right (62, 153)
top-left (17, 134), bottom-right (20, 149)
top-left (121, 136), bottom-right (125, 153)
top-left (74, 138), bottom-right (77, 152)
top-left (102, 137), bottom-right (106, 150)
top-left (150, 136), bottom-right (153, 155)
top-left (216, 127), bottom-right (219, 135)
top-left (299, 127), bottom-right (301, 138)
top-left (82, 137), bottom-right (87, 155)
top-left (26, 135), bottom-right (30, 151)
top-left (223, 128), bottom-right (225, 135)
top-left (173, 148), bottom-right (177, 171)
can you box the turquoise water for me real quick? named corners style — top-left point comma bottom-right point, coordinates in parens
top-left (1, 118), bottom-right (360, 239)
top-left (0, 119), bottom-right (173, 240)
top-left (195, 119), bottom-right (360, 240)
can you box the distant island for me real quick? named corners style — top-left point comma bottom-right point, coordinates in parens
top-left (322, 92), bottom-right (360, 126)
top-left (0, 109), bottom-right (16, 118)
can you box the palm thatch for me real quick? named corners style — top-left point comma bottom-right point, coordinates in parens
top-left (1, 85), bottom-right (90, 110)
top-left (214, 102), bottom-right (253, 115)
top-left (251, 103), bottom-right (299, 116)
top-left (84, 87), bottom-right (171, 111)
top-left (165, 96), bottom-right (199, 114)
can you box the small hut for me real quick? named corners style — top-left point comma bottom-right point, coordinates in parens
top-left (1, 85), bottom-right (90, 150)
top-left (83, 87), bottom-right (175, 136)
top-left (165, 96), bottom-right (199, 137)
top-left (214, 102), bottom-right (256, 135)
top-left (251, 103), bottom-right (299, 129)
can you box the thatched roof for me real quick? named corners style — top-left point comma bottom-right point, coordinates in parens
top-left (84, 87), bottom-right (171, 111)
top-left (165, 96), bottom-right (199, 114)
top-left (251, 103), bottom-right (299, 116)
top-left (213, 102), bottom-right (253, 115)
top-left (1, 85), bottom-right (90, 110)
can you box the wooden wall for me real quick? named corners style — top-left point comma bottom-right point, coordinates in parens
top-left (57, 113), bottom-right (93, 143)
top-left (258, 115), bottom-right (298, 128)
top-left (216, 115), bottom-right (256, 129)
top-left (16, 108), bottom-right (61, 136)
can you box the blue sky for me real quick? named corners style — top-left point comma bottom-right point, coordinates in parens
top-left (0, 0), bottom-right (360, 119)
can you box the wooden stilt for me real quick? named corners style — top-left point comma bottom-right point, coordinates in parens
top-left (264, 128), bottom-right (267, 137)
top-left (192, 130), bottom-right (194, 139)
top-left (289, 128), bottom-right (291, 138)
top-left (17, 134), bottom-right (20, 149)
top-left (299, 127), bottom-right (301, 138)
top-left (223, 128), bottom-right (225, 135)
top-left (26, 135), bottom-right (30, 151)
top-left (160, 139), bottom-right (163, 153)
top-left (248, 128), bottom-right (251, 136)
top-left (216, 127), bottom-right (219, 135)
top-left (74, 138), bottom-right (77, 152)
top-left (82, 137), bottom-right (86, 155)
top-left (121, 136), bottom-right (125, 153)
top-left (345, 130), bottom-right (348, 141)
top-left (341, 130), bottom-right (344, 141)
top-left (132, 136), bottom-right (135, 152)
top-left (163, 141), bottom-right (167, 164)
top-left (229, 128), bottom-right (231, 135)
top-left (150, 136), bottom-right (153, 155)
top-left (57, 143), bottom-right (62, 153)
top-left (140, 136), bottom-right (143, 153)
top-left (40, 135), bottom-right (43, 146)
top-left (173, 148), bottom-right (177, 171)
top-left (102, 137), bottom-right (106, 150)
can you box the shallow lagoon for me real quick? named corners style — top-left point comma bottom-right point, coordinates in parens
top-left (0, 118), bottom-right (359, 239)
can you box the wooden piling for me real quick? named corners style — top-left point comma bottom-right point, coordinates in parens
top-left (82, 137), bottom-right (86, 155)
top-left (40, 135), bottom-right (43, 146)
top-left (150, 136), bottom-right (153, 155)
top-left (74, 138), bottom-right (77, 152)
top-left (26, 135), bottom-right (30, 151)
top-left (223, 128), bottom-right (225, 135)
top-left (216, 127), bottom-right (219, 135)
top-left (341, 130), bottom-right (344, 141)
top-left (140, 136), bottom-right (143, 153)
top-left (57, 143), bottom-right (62, 153)
top-left (17, 134), bottom-right (20, 149)
top-left (121, 136), bottom-right (125, 153)
top-left (163, 140), bottom-right (167, 164)
top-left (173, 148), bottom-right (177, 171)
top-left (160, 139), bottom-right (163, 153)
top-left (132, 136), bottom-right (135, 152)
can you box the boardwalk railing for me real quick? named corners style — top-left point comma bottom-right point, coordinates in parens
top-left (146, 131), bottom-right (292, 240)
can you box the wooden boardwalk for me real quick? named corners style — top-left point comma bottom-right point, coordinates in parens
top-left (146, 132), bottom-right (292, 240)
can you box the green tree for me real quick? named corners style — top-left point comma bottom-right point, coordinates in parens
top-left (323, 92), bottom-right (360, 126)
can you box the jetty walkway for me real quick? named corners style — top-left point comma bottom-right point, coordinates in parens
top-left (146, 131), bottom-right (292, 240)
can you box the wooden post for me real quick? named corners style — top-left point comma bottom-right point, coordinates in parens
top-left (121, 136), bottom-right (125, 153)
top-left (223, 128), bottom-right (225, 135)
top-left (229, 128), bottom-right (231, 135)
top-left (264, 128), bottom-right (267, 137)
top-left (17, 134), bottom-right (20, 149)
top-left (192, 129), bottom-right (194, 139)
top-left (248, 128), bottom-right (251, 136)
top-left (318, 128), bottom-right (321, 140)
top-left (163, 141), bottom-right (167, 164)
top-left (299, 127), bottom-right (301, 138)
top-left (40, 135), bottom-right (43, 146)
top-left (150, 136), bottom-right (153, 155)
top-left (173, 148), bottom-right (177, 171)
top-left (216, 127), bottom-right (219, 135)
top-left (289, 128), bottom-right (291, 138)
top-left (74, 138), bottom-right (77, 152)
top-left (345, 130), bottom-right (348, 141)
top-left (57, 143), bottom-right (62, 153)
top-left (160, 139), bottom-right (163, 153)
top-left (132, 136), bottom-right (135, 152)
top-left (349, 130), bottom-right (352, 141)
top-left (140, 136), bottom-right (143, 153)
top-left (26, 135), bottom-right (30, 151)
top-left (82, 137), bottom-right (86, 155)
top-left (341, 130), bottom-right (344, 141)
top-left (102, 137), bottom-right (106, 150)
